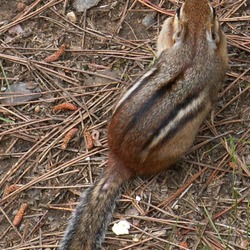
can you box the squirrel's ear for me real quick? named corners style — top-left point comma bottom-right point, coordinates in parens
top-left (206, 21), bottom-right (220, 47)
top-left (173, 23), bottom-right (186, 44)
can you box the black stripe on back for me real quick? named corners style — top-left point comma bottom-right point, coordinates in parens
top-left (113, 67), bottom-right (159, 116)
top-left (123, 71), bottom-right (185, 136)
top-left (143, 91), bottom-right (201, 150)
top-left (157, 101), bottom-right (205, 148)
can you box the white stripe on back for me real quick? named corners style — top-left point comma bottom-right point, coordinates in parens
top-left (113, 67), bottom-right (158, 113)
top-left (147, 90), bottom-right (206, 151)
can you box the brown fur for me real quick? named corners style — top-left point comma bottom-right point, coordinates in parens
top-left (59, 1), bottom-right (228, 249)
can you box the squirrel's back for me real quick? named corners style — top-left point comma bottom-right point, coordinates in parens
top-left (108, 43), bottom-right (227, 175)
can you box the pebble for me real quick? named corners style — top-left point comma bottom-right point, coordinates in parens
top-left (34, 106), bottom-right (41, 113)
top-left (74, 0), bottom-right (101, 12)
top-left (142, 13), bottom-right (156, 27)
top-left (17, 2), bottom-right (26, 12)
top-left (66, 11), bottom-right (77, 23)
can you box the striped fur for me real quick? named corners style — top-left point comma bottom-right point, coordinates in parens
top-left (144, 90), bottom-right (207, 152)
top-left (121, 71), bottom-right (185, 137)
top-left (113, 67), bottom-right (159, 114)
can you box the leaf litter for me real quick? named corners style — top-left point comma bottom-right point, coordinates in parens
top-left (0, 0), bottom-right (249, 249)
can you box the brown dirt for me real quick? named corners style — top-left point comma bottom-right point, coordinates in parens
top-left (0, 0), bottom-right (249, 250)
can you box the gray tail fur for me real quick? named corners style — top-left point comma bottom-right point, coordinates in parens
top-left (59, 165), bottom-right (130, 250)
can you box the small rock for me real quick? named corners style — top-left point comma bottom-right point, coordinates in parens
top-left (133, 236), bottom-right (140, 242)
top-left (17, 2), bottom-right (26, 12)
top-left (34, 105), bottom-right (41, 113)
top-left (125, 207), bottom-right (139, 216)
top-left (142, 13), bottom-right (156, 27)
top-left (152, 229), bottom-right (166, 237)
top-left (66, 11), bottom-right (77, 23)
top-left (135, 195), bottom-right (141, 202)
top-left (172, 204), bottom-right (179, 210)
top-left (74, 0), bottom-right (101, 12)
top-left (8, 24), bottom-right (24, 35)
top-left (4, 35), bottom-right (13, 43)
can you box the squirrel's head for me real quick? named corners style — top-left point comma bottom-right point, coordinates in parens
top-left (173, 0), bottom-right (221, 46)
top-left (180, 0), bottom-right (213, 25)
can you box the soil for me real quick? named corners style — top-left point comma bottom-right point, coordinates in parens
top-left (0, 0), bottom-right (249, 250)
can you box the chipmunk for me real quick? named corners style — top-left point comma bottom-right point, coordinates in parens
top-left (59, 0), bottom-right (228, 249)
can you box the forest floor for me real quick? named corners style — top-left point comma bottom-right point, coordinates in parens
top-left (0, 0), bottom-right (249, 249)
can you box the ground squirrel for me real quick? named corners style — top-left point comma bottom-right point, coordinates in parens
top-left (59, 1), bottom-right (228, 249)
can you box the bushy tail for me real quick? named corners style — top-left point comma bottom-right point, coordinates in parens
top-left (59, 162), bottom-right (131, 250)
